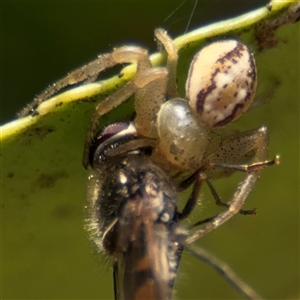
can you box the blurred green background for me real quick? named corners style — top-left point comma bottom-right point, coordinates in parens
top-left (2, 1), bottom-right (299, 300)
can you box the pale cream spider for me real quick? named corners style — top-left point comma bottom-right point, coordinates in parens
top-left (21, 28), bottom-right (279, 299)
top-left (19, 26), bottom-right (279, 242)
top-left (20, 28), bottom-right (276, 178)
top-left (81, 28), bottom-right (278, 190)
top-left (81, 29), bottom-right (279, 299)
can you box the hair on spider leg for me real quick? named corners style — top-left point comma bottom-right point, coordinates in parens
top-left (17, 51), bottom-right (125, 118)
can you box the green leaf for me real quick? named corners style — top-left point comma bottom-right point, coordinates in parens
top-left (1, 1), bottom-right (299, 299)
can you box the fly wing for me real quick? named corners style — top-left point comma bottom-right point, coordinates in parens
top-left (87, 149), bottom-right (181, 300)
top-left (113, 217), bottom-right (173, 300)
top-left (107, 155), bottom-right (181, 300)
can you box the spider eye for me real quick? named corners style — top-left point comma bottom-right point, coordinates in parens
top-left (186, 40), bottom-right (257, 127)
top-left (89, 122), bottom-right (135, 167)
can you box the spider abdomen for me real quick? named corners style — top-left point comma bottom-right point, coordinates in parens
top-left (186, 40), bottom-right (257, 127)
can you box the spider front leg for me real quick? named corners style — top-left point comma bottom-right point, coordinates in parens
top-left (19, 46), bottom-right (152, 118)
top-left (178, 126), bottom-right (279, 242)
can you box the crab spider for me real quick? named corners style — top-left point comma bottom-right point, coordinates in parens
top-left (83, 29), bottom-right (278, 299)
top-left (21, 28), bottom-right (279, 300)
top-left (82, 29), bottom-right (275, 183)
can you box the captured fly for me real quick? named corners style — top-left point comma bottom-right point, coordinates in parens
top-left (85, 122), bottom-right (277, 300)
top-left (86, 122), bottom-right (183, 300)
